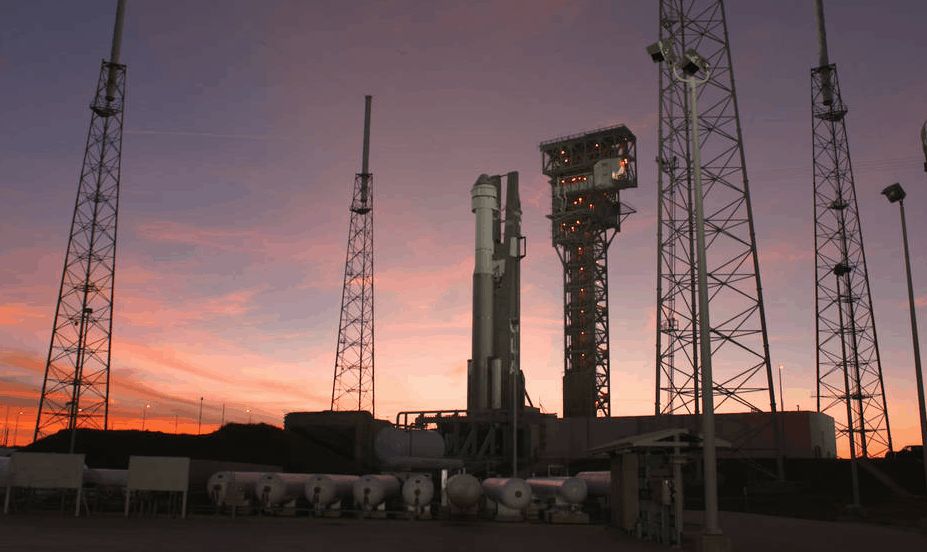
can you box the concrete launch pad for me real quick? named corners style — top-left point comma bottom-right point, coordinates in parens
top-left (0, 510), bottom-right (924, 552)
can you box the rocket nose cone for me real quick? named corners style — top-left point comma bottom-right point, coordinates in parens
top-left (474, 174), bottom-right (491, 186)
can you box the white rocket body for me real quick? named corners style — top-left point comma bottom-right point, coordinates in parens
top-left (469, 175), bottom-right (498, 412)
top-left (468, 173), bottom-right (524, 413)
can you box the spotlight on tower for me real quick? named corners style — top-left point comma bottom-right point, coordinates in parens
top-left (646, 40), bottom-right (676, 65)
top-left (881, 183), bottom-right (906, 203)
top-left (680, 49), bottom-right (710, 76)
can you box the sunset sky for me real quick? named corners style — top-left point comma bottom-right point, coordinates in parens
top-left (1, 1), bottom-right (926, 457)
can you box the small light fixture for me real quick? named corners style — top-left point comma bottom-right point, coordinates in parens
top-left (646, 40), bottom-right (676, 65)
top-left (681, 49), bottom-right (709, 76)
top-left (881, 183), bottom-right (906, 203)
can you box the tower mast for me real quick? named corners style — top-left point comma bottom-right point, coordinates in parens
top-left (811, 0), bottom-right (892, 458)
top-left (331, 96), bottom-right (376, 416)
top-left (540, 126), bottom-right (638, 418)
top-left (652, 2), bottom-right (782, 478)
top-left (34, 0), bottom-right (128, 446)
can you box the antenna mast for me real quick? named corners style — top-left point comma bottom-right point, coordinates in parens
top-left (331, 95), bottom-right (376, 416)
top-left (811, 0), bottom-right (893, 459)
top-left (35, 0), bottom-right (128, 447)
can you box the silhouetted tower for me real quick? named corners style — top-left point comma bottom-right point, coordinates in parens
top-left (540, 126), bottom-right (637, 417)
top-left (811, 0), bottom-right (892, 458)
top-left (653, 1), bottom-right (779, 422)
top-left (331, 96), bottom-right (376, 416)
top-left (34, 0), bottom-right (127, 445)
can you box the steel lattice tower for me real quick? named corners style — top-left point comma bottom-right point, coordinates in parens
top-left (540, 126), bottom-right (637, 418)
top-left (34, 0), bottom-right (127, 444)
top-left (811, 1), bottom-right (892, 458)
top-left (653, 0), bottom-right (779, 422)
top-left (331, 95), bottom-right (375, 416)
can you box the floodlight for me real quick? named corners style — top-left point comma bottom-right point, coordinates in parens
top-left (646, 40), bottom-right (676, 65)
top-left (681, 49), bottom-right (709, 76)
top-left (882, 183), bottom-right (906, 203)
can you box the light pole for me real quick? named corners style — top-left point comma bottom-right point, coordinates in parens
top-left (142, 403), bottom-right (150, 431)
top-left (882, 182), bottom-right (927, 498)
top-left (778, 364), bottom-right (786, 451)
top-left (13, 410), bottom-right (23, 447)
top-left (247, 408), bottom-right (252, 424)
top-left (648, 39), bottom-right (724, 540)
top-left (197, 397), bottom-right (203, 435)
top-left (778, 364), bottom-right (785, 413)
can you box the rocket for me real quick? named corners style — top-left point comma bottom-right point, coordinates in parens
top-left (468, 173), bottom-right (525, 413)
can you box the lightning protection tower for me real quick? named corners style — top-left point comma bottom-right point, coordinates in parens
top-left (35, 0), bottom-right (127, 446)
top-left (540, 125), bottom-right (638, 418)
top-left (811, 0), bottom-right (892, 458)
top-left (331, 95), bottom-right (375, 416)
top-left (652, 1), bottom-right (779, 426)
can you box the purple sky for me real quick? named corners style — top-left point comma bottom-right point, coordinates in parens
top-left (1, 0), bottom-right (926, 454)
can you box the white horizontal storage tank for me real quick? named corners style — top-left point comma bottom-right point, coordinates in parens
top-left (304, 474), bottom-right (358, 507)
top-left (401, 474), bottom-right (434, 507)
top-left (353, 474), bottom-right (400, 510)
top-left (87, 468), bottom-right (129, 488)
top-left (374, 427), bottom-right (445, 460)
top-left (575, 471), bottom-right (610, 496)
top-left (526, 477), bottom-right (588, 504)
top-left (206, 471), bottom-right (262, 505)
top-left (482, 477), bottom-right (531, 510)
top-left (446, 473), bottom-right (482, 508)
top-left (255, 473), bottom-right (311, 507)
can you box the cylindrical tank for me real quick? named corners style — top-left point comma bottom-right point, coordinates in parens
top-left (575, 471), bottom-right (611, 496)
top-left (446, 473), bottom-right (482, 508)
top-left (88, 468), bottom-right (129, 488)
top-left (482, 477), bottom-right (531, 510)
top-left (526, 477), bottom-right (588, 504)
top-left (352, 474), bottom-right (400, 510)
top-left (374, 427), bottom-right (445, 460)
top-left (401, 474), bottom-right (434, 507)
top-left (304, 474), bottom-right (358, 507)
top-left (255, 473), bottom-right (311, 507)
top-left (206, 471), bottom-right (262, 505)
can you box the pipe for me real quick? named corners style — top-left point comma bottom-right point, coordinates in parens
top-left (813, 0), bottom-right (833, 105)
top-left (105, 0), bottom-right (127, 102)
top-left (813, 0), bottom-right (829, 68)
top-left (360, 95), bottom-right (372, 204)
